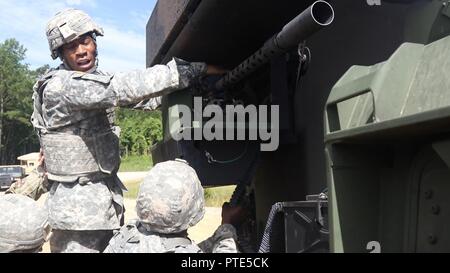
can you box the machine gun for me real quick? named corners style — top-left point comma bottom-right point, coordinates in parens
top-left (218, 0), bottom-right (334, 253)
top-left (215, 0), bottom-right (335, 91)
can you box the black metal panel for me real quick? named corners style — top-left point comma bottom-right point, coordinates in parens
top-left (283, 201), bottom-right (329, 253)
top-left (259, 200), bottom-right (329, 253)
top-left (152, 140), bottom-right (260, 187)
top-left (147, 0), bottom-right (318, 67)
top-left (146, 0), bottom-right (200, 67)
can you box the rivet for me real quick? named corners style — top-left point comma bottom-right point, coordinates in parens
top-left (432, 205), bottom-right (441, 215)
top-left (428, 234), bottom-right (438, 245)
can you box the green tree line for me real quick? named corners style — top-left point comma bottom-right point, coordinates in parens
top-left (0, 38), bottom-right (162, 165)
top-left (0, 39), bottom-right (41, 164)
top-left (116, 109), bottom-right (163, 157)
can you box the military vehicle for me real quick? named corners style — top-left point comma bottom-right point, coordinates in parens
top-left (0, 166), bottom-right (25, 191)
top-left (146, 0), bottom-right (450, 253)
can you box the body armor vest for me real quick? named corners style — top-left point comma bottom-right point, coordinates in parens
top-left (32, 70), bottom-right (121, 183)
top-left (111, 221), bottom-right (198, 253)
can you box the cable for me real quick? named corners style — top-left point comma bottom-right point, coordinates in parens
top-left (204, 142), bottom-right (249, 164)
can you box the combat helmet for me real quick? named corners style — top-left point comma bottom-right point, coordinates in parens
top-left (46, 8), bottom-right (104, 59)
top-left (136, 160), bottom-right (205, 234)
top-left (0, 194), bottom-right (50, 253)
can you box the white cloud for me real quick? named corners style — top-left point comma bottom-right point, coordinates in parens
top-left (0, 0), bottom-right (147, 72)
top-left (66, 0), bottom-right (97, 7)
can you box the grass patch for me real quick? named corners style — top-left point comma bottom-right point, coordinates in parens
top-left (204, 186), bottom-right (236, 207)
top-left (123, 179), bottom-right (144, 199)
top-left (120, 155), bottom-right (153, 172)
top-left (123, 180), bottom-right (236, 208)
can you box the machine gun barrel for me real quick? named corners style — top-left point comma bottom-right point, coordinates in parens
top-left (216, 0), bottom-right (335, 90)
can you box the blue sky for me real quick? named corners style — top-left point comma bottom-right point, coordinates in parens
top-left (0, 0), bottom-right (157, 72)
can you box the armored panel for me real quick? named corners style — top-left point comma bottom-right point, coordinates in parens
top-left (147, 0), bottom-right (321, 67)
top-left (327, 36), bottom-right (450, 134)
top-left (146, 0), bottom-right (200, 67)
top-left (325, 37), bottom-right (450, 253)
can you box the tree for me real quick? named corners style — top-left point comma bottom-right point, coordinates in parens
top-left (0, 39), bottom-right (43, 164)
top-left (116, 109), bottom-right (163, 157)
top-left (0, 38), bottom-right (163, 163)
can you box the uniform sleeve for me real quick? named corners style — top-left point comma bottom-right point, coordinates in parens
top-left (103, 224), bottom-right (138, 253)
top-left (198, 224), bottom-right (239, 253)
top-left (46, 58), bottom-right (207, 111)
top-left (6, 166), bottom-right (48, 201)
top-left (132, 97), bottom-right (162, 111)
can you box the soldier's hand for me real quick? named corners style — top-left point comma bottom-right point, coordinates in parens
top-left (38, 149), bottom-right (47, 175)
top-left (221, 202), bottom-right (248, 227)
top-left (206, 65), bottom-right (228, 76)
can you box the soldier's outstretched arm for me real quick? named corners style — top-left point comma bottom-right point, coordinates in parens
top-left (198, 203), bottom-right (248, 253)
top-left (132, 64), bottom-right (228, 111)
top-left (44, 58), bottom-right (207, 111)
top-left (198, 224), bottom-right (239, 253)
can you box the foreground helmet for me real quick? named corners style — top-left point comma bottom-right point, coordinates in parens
top-left (46, 8), bottom-right (104, 59)
top-left (0, 194), bottom-right (49, 253)
top-left (137, 160), bottom-right (205, 234)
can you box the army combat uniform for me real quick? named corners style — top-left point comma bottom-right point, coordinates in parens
top-left (6, 164), bottom-right (49, 201)
top-left (0, 194), bottom-right (50, 253)
top-left (34, 9), bottom-right (208, 253)
top-left (104, 160), bottom-right (239, 253)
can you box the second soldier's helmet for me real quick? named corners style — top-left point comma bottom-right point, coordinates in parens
top-left (46, 8), bottom-right (104, 59)
top-left (136, 160), bottom-right (205, 234)
top-left (0, 194), bottom-right (50, 253)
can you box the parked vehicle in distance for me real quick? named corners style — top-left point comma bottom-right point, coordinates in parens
top-left (0, 175), bottom-right (14, 191)
top-left (0, 166), bottom-right (26, 191)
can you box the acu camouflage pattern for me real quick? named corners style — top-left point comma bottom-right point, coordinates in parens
top-left (6, 165), bottom-right (49, 201)
top-left (50, 230), bottom-right (113, 253)
top-left (0, 194), bottom-right (50, 253)
top-left (198, 224), bottom-right (239, 253)
top-left (31, 57), bottom-right (206, 231)
top-left (136, 160), bottom-right (206, 234)
top-left (104, 222), bottom-right (239, 253)
top-left (46, 177), bottom-right (124, 230)
top-left (104, 160), bottom-right (238, 253)
top-left (104, 221), bottom-right (202, 253)
top-left (46, 8), bottom-right (104, 59)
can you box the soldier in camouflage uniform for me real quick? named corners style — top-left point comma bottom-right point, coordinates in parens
top-left (33, 8), bottom-right (222, 253)
top-left (6, 150), bottom-right (49, 201)
top-left (104, 160), bottom-right (239, 253)
top-left (0, 194), bottom-right (50, 253)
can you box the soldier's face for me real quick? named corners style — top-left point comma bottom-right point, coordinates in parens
top-left (61, 34), bottom-right (97, 72)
